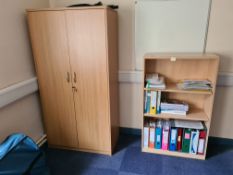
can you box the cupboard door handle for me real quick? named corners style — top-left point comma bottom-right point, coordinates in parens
top-left (72, 86), bottom-right (77, 92)
top-left (74, 72), bottom-right (77, 83)
top-left (66, 72), bottom-right (70, 83)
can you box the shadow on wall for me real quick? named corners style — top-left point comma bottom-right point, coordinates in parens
top-left (218, 54), bottom-right (233, 72)
top-left (119, 83), bottom-right (143, 129)
top-left (210, 86), bottom-right (233, 138)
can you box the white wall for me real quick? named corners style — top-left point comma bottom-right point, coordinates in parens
top-left (135, 0), bottom-right (210, 70)
top-left (49, 0), bottom-right (135, 70)
top-left (0, 93), bottom-right (43, 142)
top-left (50, 0), bottom-right (233, 139)
top-left (0, 0), bottom-right (49, 142)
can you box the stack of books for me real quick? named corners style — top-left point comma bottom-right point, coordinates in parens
top-left (160, 100), bottom-right (189, 115)
top-left (177, 79), bottom-right (212, 91)
top-left (145, 73), bottom-right (166, 89)
top-left (143, 119), bottom-right (206, 155)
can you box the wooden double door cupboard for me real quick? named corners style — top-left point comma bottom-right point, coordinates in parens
top-left (27, 7), bottom-right (119, 155)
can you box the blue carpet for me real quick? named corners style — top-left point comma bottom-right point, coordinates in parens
top-left (46, 134), bottom-right (233, 175)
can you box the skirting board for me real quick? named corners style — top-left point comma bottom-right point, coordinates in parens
top-left (119, 127), bottom-right (233, 146)
top-left (36, 134), bottom-right (47, 147)
top-left (36, 128), bottom-right (233, 150)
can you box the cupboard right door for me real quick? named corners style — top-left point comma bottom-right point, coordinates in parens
top-left (66, 9), bottom-right (111, 153)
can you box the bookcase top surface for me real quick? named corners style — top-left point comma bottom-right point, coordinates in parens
top-left (144, 53), bottom-right (219, 60)
top-left (27, 6), bottom-right (114, 12)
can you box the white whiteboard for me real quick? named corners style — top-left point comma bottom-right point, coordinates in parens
top-left (135, 0), bottom-right (211, 70)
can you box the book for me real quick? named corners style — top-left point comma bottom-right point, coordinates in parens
top-left (156, 91), bottom-right (161, 114)
top-left (177, 128), bottom-right (183, 151)
top-left (145, 73), bottom-right (166, 89)
top-left (189, 130), bottom-right (200, 154)
top-left (161, 110), bottom-right (187, 115)
top-left (160, 100), bottom-right (189, 112)
top-left (145, 91), bottom-right (151, 113)
top-left (143, 120), bottom-right (150, 148)
top-left (173, 120), bottom-right (204, 130)
top-left (150, 91), bottom-right (157, 114)
top-left (144, 91), bottom-right (147, 113)
top-left (155, 120), bottom-right (163, 149)
top-left (146, 73), bottom-right (164, 85)
top-left (162, 120), bottom-right (170, 150)
top-left (197, 130), bottom-right (207, 155)
top-left (182, 128), bottom-right (192, 153)
top-left (169, 127), bottom-right (178, 151)
top-left (145, 73), bottom-right (159, 84)
top-left (149, 120), bottom-right (156, 148)
top-left (177, 79), bottom-right (212, 91)
top-left (148, 83), bottom-right (166, 89)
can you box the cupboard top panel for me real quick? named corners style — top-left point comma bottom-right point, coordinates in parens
top-left (27, 6), bottom-right (115, 12)
top-left (144, 53), bottom-right (219, 60)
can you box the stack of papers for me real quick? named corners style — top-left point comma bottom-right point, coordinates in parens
top-left (177, 79), bottom-right (212, 91)
top-left (160, 100), bottom-right (189, 115)
top-left (172, 120), bottom-right (204, 130)
top-left (146, 73), bottom-right (166, 89)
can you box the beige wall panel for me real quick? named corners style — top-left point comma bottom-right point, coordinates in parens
top-left (205, 0), bottom-right (233, 139)
top-left (119, 83), bottom-right (143, 129)
top-left (206, 0), bottom-right (233, 72)
top-left (210, 87), bottom-right (233, 138)
top-left (0, 0), bottom-right (49, 89)
top-left (0, 93), bottom-right (44, 142)
top-left (0, 0), bottom-right (49, 143)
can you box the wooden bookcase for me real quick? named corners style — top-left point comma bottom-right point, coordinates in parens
top-left (142, 53), bottom-right (219, 160)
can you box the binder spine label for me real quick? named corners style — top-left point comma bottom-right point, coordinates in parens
top-left (150, 91), bottom-right (157, 114)
top-left (149, 128), bottom-right (155, 148)
top-left (197, 139), bottom-right (205, 154)
top-left (143, 127), bottom-right (149, 148)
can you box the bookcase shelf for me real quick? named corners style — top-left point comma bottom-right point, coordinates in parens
top-left (142, 147), bottom-right (205, 160)
top-left (142, 53), bottom-right (220, 160)
top-left (144, 83), bottom-right (213, 95)
top-left (144, 108), bottom-right (209, 122)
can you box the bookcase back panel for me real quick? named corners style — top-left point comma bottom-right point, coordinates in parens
top-left (203, 94), bottom-right (215, 118)
top-left (167, 93), bottom-right (206, 110)
top-left (145, 59), bottom-right (216, 83)
top-left (207, 59), bottom-right (219, 85)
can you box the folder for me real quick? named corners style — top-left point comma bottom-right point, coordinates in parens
top-left (155, 120), bottom-right (163, 149)
top-left (189, 130), bottom-right (200, 154)
top-left (197, 130), bottom-right (206, 155)
top-left (156, 91), bottom-right (161, 114)
top-left (150, 91), bottom-right (157, 114)
top-left (144, 91), bottom-right (147, 113)
top-left (143, 120), bottom-right (149, 148)
top-left (162, 120), bottom-right (170, 150)
top-left (177, 128), bottom-right (183, 151)
top-left (182, 128), bottom-right (192, 153)
top-left (145, 91), bottom-right (151, 113)
top-left (169, 127), bottom-right (178, 151)
top-left (149, 120), bottom-right (156, 148)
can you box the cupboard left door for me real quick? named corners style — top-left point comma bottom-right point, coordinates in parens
top-left (27, 11), bottom-right (78, 148)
